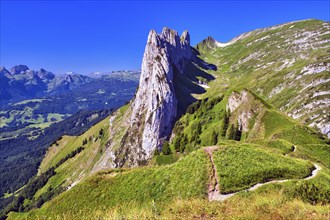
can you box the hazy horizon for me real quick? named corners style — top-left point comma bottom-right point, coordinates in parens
top-left (0, 64), bottom-right (141, 76)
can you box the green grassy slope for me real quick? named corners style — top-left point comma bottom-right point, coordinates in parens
top-left (197, 19), bottom-right (330, 137)
top-left (212, 144), bottom-right (314, 193)
top-left (8, 141), bottom-right (330, 219)
top-left (38, 115), bottom-right (110, 175)
top-left (1, 106), bottom-right (131, 217)
top-left (8, 96), bottom-right (329, 218)
top-left (32, 105), bottom-right (134, 199)
top-left (170, 90), bottom-right (325, 155)
top-left (3, 115), bottom-right (111, 213)
top-left (8, 150), bottom-right (209, 219)
top-left (292, 144), bottom-right (330, 168)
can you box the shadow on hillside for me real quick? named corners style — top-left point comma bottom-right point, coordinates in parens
top-left (174, 47), bottom-right (217, 117)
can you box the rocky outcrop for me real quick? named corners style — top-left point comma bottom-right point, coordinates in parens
top-left (37, 68), bottom-right (55, 80)
top-left (227, 90), bottom-right (249, 114)
top-left (110, 28), bottom-right (214, 167)
top-left (196, 36), bottom-right (218, 52)
top-left (9, 65), bottom-right (30, 75)
top-left (114, 28), bottom-right (191, 166)
top-left (227, 90), bottom-right (263, 133)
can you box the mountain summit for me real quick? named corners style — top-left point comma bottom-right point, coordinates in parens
top-left (9, 65), bottom-right (30, 75)
top-left (119, 28), bottom-right (193, 165)
top-left (94, 27), bottom-right (215, 168)
top-left (114, 28), bottom-right (216, 166)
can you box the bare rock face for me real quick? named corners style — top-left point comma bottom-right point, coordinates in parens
top-left (227, 89), bottom-right (263, 133)
top-left (114, 28), bottom-right (195, 166)
top-left (91, 27), bottom-right (215, 171)
top-left (227, 90), bottom-right (249, 113)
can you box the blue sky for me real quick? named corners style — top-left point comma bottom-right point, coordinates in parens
top-left (0, 1), bottom-right (329, 75)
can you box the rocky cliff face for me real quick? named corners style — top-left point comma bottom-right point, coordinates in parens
top-left (226, 89), bottom-right (265, 135)
top-left (227, 90), bottom-right (251, 132)
top-left (114, 28), bottom-right (194, 166)
top-left (90, 28), bottom-right (215, 168)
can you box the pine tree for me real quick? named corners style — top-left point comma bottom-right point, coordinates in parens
top-left (99, 128), bottom-right (104, 136)
top-left (173, 135), bottom-right (181, 152)
top-left (153, 148), bottom-right (160, 156)
top-left (235, 124), bottom-right (242, 141)
top-left (162, 141), bottom-right (171, 155)
top-left (211, 130), bottom-right (218, 145)
top-left (196, 121), bottom-right (202, 135)
top-left (221, 110), bottom-right (230, 137)
top-left (180, 135), bottom-right (188, 153)
top-left (226, 124), bottom-right (236, 140)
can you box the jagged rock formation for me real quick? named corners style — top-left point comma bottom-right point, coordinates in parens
top-left (227, 90), bottom-right (253, 132)
top-left (227, 90), bottom-right (249, 113)
top-left (226, 89), bottom-right (266, 138)
top-left (93, 27), bottom-right (215, 168)
top-left (115, 28), bottom-right (207, 166)
top-left (128, 29), bottom-right (186, 156)
top-left (225, 88), bottom-right (325, 142)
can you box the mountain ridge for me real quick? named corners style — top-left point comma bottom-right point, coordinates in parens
top-left (196, 18), bottom-right (325, 50)
top-left (197, 19), bottom-right (329, 137)
top-left (0, 65), bottom-right (141, 107)
top-left (0, 65), bottom-right (91, 106)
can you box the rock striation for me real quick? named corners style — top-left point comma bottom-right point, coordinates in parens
top-left (109, 27), bottom-right (214, 167)
top-left (227, 90), bottom-right (252, 132)
top-left (91, 27), bottom-right (215, 171)
top-left (227, 90), bottom-right (257, 133)
top-left (114, 28), bottom-right (193, 166)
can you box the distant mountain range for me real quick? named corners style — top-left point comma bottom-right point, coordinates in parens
top-left (0, 65), bottom-right (88, 106)
top-left (0, 65), bottom-right (140, 211)
top-left (0, 65), bottom-right (140, 107)
top-left (0, 65), bottom-right (140, 141)
top-left (88, 70), bottom-right (141, 79)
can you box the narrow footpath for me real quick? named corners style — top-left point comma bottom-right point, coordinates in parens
top-left (204, 146), bottom-right (322, 202)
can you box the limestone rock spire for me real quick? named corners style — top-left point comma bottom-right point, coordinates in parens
top-left (116, 27), bottom-right (194, 166)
